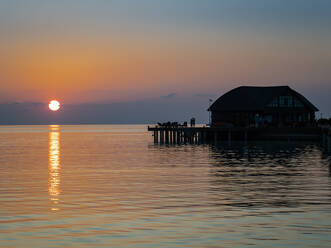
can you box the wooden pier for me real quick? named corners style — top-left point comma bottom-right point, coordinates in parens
top-left (148, 126), bottom-right (322, 144)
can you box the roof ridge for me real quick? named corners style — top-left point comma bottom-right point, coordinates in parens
top-left (238, 85), bottom-right (289, 88)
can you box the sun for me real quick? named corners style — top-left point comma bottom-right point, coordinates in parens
top-left (49, 100), bottom-right (61, 111)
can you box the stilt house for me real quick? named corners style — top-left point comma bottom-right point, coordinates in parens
top-left (208, 86), bottom-right (318, 127)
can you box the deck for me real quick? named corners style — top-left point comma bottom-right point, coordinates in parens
top-left (148, 126), bottom-right (323, 144)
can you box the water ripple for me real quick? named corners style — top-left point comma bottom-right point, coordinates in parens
top-left (0, 125), bottom-right (330, 247)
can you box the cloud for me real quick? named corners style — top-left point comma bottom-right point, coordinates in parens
top-left (161, 93), bottom-right (176, 99)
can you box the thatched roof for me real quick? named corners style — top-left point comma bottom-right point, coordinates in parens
top-left (208, 86), bottom-right (318, 112)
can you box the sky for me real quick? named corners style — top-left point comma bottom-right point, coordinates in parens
top-left (0, 0), bottom-right (331, 124)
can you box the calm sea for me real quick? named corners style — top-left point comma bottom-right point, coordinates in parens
top-left (0, 125), bottom-right (330, 247)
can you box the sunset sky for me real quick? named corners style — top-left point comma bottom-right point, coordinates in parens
top-left (0, 0), bottom-right (330, 123)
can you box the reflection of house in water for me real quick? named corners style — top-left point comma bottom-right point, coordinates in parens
top-left (208, 86), bottom-right (318, 127)
top-left (208, 142), bottom-right (328, 208)
top-left (210, 141), bottom-right (314, 163)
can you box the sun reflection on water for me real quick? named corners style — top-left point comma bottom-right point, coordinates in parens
top-left (48, 125), bottom-right (61, 211)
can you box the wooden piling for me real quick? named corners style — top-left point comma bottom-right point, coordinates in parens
top-left (198, 131), bottom-right (202, 144)
top-left (184, 131), bottom-right (187, 144)
top-left (228, 129), bottom-right (231, 144)
top-left (165, 130), bottom-right (169, 144)
top-left (154, 130), bottom-right (158, 143)
top-left (160, 130), bottom-right (164, 144)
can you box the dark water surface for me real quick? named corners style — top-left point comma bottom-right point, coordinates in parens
top-left (0, 125), bottom-right (330, 247)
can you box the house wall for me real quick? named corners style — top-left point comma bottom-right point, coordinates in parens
top-left (210, 88), bottom-right (317, 127)
top-left (211, 108), bottom-right (315, 127)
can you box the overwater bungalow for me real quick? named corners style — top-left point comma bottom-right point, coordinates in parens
top-left (208, 86), bottom-right (318, 127)
top-left (148, 85), bottom-right (325, 144)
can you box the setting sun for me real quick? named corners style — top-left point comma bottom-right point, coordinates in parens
top-left (49, 100), bottom-right (60, 111)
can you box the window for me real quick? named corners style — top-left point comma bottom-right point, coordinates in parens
top-left (284, 98), bottom-right (288, 106)
top-left (279, 96), bottom-right (293, 107)
top-left (294, 98), bottom-right (303, 107)
top-left (267, 96), bottom-right (302, 107)
top-left (267, 97), bottom-right (278, 107)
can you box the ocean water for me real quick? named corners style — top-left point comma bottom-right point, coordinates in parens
top-left (0, 125), bottom-right (330, 247)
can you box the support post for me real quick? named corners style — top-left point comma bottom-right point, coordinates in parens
top-left (198, 131), bottom-right (202, 144)
top-left (160, 130), bottom-right (164, 144)
top-left (154, 130), bottom-right (158, 144)
top-left (165, 130), bottom-right (169, 144)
